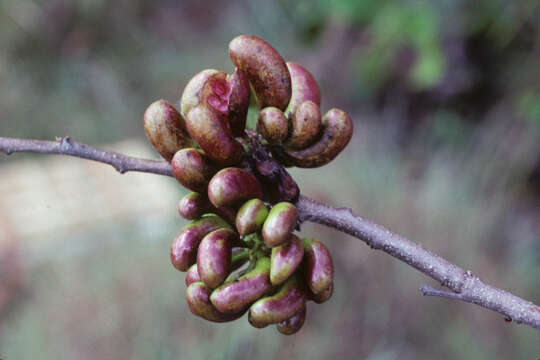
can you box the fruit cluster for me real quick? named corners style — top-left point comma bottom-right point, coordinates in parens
top-left (172, 197), bottom-right (333, 335)
top-left (141, 34), bottom-right (352, 334)
top-left (143, 34), bottom-right (353, 173)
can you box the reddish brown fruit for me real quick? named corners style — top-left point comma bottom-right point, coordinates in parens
top-left (235, 199), bottom-right (268, 236)
top-left (186, 282), bottom-right (244, 322)
top-left (207, 168), bottom-right (263, 208)
top-left (143, 100), bottom-right (195, 161)
top-left (178, 192), bottom-right (212, 220)
top-left (185, 105), bottom-right (244, 166)
top-left (310, 282), bottom-right (333, 304)
top-left (197, 228), bottom-right (236, 289)
top-left (276, 305), bottom-right (306, 335)
top-left (229, 35), bottom-right (291, 110)
top-left (262, 202), bottom-right (298, 247)
top-left (180, 69), bottom-right (220, 118)
top-left (181, 69), bottom-right (250, 137)
top-left (210, 257), bottom-right (272, 313)
top-left (170, 215), bottom-right (230, 272)
top-left (257, 107), bottom-right (289, 144)
top-left (227, 68), bottom-right (250, 136)
top-left (171, 148), bottom-right (217, 193)
top-left (249, 274), bottom-right (307, 325)
top-left (248, 312), bottom-right (268, 329)
top-left (270, 234), bottom-right (304, 285)
top-left (284, 62), bottom-right (321, 118)
top-left (282, 108), bottom-right (353, 168)
top-left (285, 100), bottom-right (322, 150)
top-left (185, 264), bottom-right (201, 287)
top-left (302, 238), bottom-right (334, 294)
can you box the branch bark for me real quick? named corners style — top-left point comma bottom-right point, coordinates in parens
top-left (1, 135), bottom-right (539, 330)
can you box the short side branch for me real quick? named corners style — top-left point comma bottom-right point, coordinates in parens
top-left (1, 136), bottom-right (539, 330)
top-left (420, 285), bottom-right (468, 301)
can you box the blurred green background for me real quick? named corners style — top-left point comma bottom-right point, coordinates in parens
top-left (1, 0), bottom-right (539, 358)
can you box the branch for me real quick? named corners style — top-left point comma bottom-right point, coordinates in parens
top-left (296, 196), bottom-right (540, 329)
top-left (0, 136), bottom-right (172, 176)
top-left (1, 136), bottom-right (539, 330)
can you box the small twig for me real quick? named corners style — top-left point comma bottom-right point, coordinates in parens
top-left (1, 135), bottom-right (539, 331)
top-left (420, 285), bottom-right (467, 301)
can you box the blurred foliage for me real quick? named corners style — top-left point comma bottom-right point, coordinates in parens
top-left (1, 0), bottom-right (539, 359)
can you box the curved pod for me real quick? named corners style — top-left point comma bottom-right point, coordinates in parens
top-left (186, 105), bottom-right (244, 166)
top-left (248, 312), bottom-right (268, 329)
top-left (207, 168), bottom-right (263, 208)
top-left (284, 62), bottom-right (321, 118)
top-left (283, 108), bottom-right (353, 168)
top-left (262, 202), bottom-right (298, 247)
top-left (310, 282), bottom-right (333, 304)
top-left (197, 228), bottom-right (236, 289)
top-left (249, 274), bottom-right (307, 325)
top-left (285, 100), bottom-right (322, 150)
top-left (227, 68), bottom-right (250, 136)
top-left (171, 148), bottom-right (217, 193)
top-left (185, 264), bottom-right (201, 287)
top-left (229, 35), bottom-right (291, 110)
top-left (276, 305), bottom-right (306, 335)
top-left (302, 237), bottom-right (334, 294)
top-left (270, 234), bottom-right (304, 285)
top-left (180, 69), bottom-right (220, 118)
top-left (181, 69), bottom-right (250, 137)
top-left (235, 199), bottom-right (268, 236)
top-left (257, 107), bottom-right (288, 144)
top-left (170, 215), bottom-right (230, 271)
top-left (210, 257), bottom-right (272, 313)
top-left (178, 192), bottom-right (212, 220)
top-left (186, 282), bottom-right (244, 322)
top-left (143, 99), bottom-right (195, 161)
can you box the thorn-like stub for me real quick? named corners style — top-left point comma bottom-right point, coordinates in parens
top-left (59, 136), bottom-right (72, 151)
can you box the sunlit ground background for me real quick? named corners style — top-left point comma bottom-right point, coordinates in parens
top-left (1, 0), bottom-right (539, 359)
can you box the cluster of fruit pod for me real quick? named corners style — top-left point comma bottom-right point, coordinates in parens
top-left (141, 34), bottom-right (351, 334)
top-left (143, 34), bottom-right (353, 171)
top-left (171, 197), bottom-right (334, 335)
